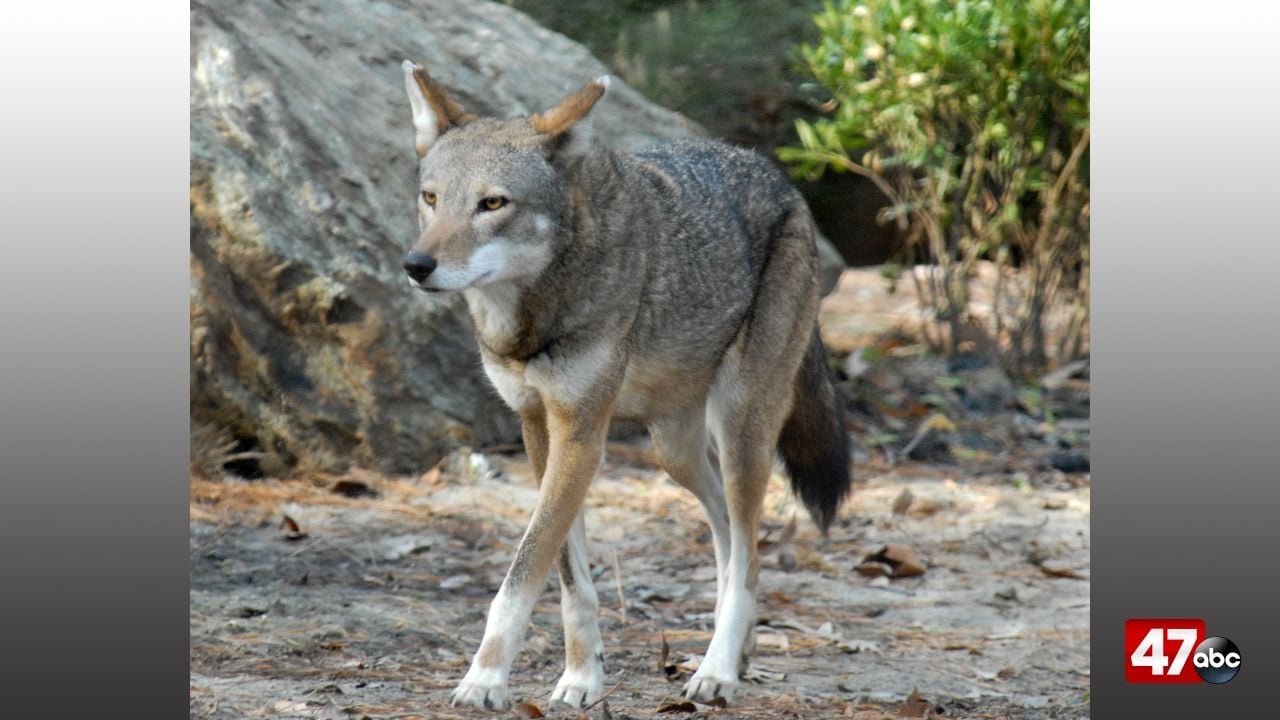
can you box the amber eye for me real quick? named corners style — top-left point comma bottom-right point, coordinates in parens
top-left (422, 191), bottom-right (437, 206)
top-left (480, 196), bottom-right (508, 212)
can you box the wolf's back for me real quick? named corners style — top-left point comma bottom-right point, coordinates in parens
top-left (630, 139), bottom-right (804, 252)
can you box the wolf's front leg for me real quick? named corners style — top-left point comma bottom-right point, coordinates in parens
top-left (550, 513), bottom-right (605, 708)
top-left (450, 408), bottom-right (610, 710)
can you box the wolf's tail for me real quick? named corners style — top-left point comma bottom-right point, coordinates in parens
top-left (777, 325), bottom-right (853, 534)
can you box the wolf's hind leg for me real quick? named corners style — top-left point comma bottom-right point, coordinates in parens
top-left (683, 390), bottom-right (779, 705)
top-left (683, 201), bottom-right (821, 705)
top-left (550, 513), bottom-right (605, 708)
top-left (650, 405), bottom-right (731, 620)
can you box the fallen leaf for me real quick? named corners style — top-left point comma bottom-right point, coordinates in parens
top-left (332, 479), bottom-right (377, 498)
top-left (663, 646), bottom-right (701, 682)
top-left (759, 514), bottom-right (797, 555)
top-left (755, 632), bottom-right (790, 651)
top-left (419, 466), bottom-right (442, 486)
top-left (994, 587), bottom-right (1019, 602)
top-left (864, 544), bottom-right (927, 578)
top-left (280, 514), bottom-right (308, 541)
top-left (897, 688), bottom-right (936, 718)
top-left (512, 701), bottom-right (545, 718)
top-left (1040, 565), bottom-right (1087, 580)
top-left (655, 700), bottom-right (698, 714)
top-left (891, 488), bottom-right (914, 515)
top-left (658, 632), bottom-right (671, 678)
top-left (438, 574), bottom-right (470, 589)
top-left (854, 562), bottom-right (890, 577)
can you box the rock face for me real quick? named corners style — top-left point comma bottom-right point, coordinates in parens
top-left (190, 0), bottom-right (845, 477)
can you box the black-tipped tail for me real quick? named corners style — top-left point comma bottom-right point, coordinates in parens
top-left (777, 326), bottom-right (853, 533)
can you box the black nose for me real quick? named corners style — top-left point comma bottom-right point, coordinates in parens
top-left (403, 252), bottom-right (437, 283)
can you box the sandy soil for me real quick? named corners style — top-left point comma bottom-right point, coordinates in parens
top-left (190, 448), bottom-right (1088, 719)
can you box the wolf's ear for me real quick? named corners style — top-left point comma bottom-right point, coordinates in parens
top-left (530, 76), bottom-right (610, 160)
top-left (402, 60), bottom-right (475, 157)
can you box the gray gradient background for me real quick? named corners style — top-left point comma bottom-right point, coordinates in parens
top-left (1092, 0), bottom-right (1280, 715)
top-left (0, 1), bottom-right (189, 716)
top-left (0, 1), bottom-right (1276, 717)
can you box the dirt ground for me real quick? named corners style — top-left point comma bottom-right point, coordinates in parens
top-left (191, 268), bottom-right (1090, 719)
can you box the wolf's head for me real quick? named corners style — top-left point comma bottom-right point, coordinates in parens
top-left (399, 61), bottom-right (608, 294)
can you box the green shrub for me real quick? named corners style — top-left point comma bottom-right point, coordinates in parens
top-left (779, 0), bottom-right (1089, 372)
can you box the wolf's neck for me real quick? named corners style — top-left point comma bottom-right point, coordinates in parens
top-left (464, 145), bottom-right (640, 363)
top-left (464, 271), bottom-right (567, 364)
top-left (465, 282), bottom-right (520, 338)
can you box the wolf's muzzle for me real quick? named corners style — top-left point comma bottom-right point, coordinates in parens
top-left (403, 252), bottom-right (437, 284)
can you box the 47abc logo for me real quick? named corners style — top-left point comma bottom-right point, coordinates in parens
top-left (1125, 619), bottom-right (1241, 684)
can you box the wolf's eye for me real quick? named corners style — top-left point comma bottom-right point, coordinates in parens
top-left (479, 196), bottom-right (508, 212)
top-left (422, 191), bottom-right (437, 207)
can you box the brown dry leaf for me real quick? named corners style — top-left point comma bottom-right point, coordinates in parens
top-left (658, 632), bottom-right (671, 678)
top-left (865, 544), bottom-right (927, 578)
top-left (755, 632), bottom-right (790, 651)
top-left (280, 514), bottom-right (308, 541)
top-left (664, 653), bottom-right (703, 681)
top-left (759, 514), bottom-right (798, 555)
top-left (1040, 565), bottom-right (1088, 580)
top-left (332, 479), bottom-right (377, 498)
top-left (512, 701), bottom-right (545, 718)
top-left (655, 700), bottom-right (698, 714)
top-left (1042, 498), bottom-right (1068, 510)
top-left (418, 466), bottom-right (442, 486)
top-left (897, 688), bottom-right (936, 718)
top-left (855, 561), bottom-right (891, 577)
top-left (892, 488), bottom-right (914, 515)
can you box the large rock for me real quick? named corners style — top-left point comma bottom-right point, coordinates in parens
top-left (190, 0), bottom-right (845, 477)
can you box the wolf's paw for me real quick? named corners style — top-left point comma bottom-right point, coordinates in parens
top-left (450, 669), bottom-right (509, 710)
top-left (682, 670), bottom-right (739, 704)
top-left (550, 664), bottom-right (604, 708)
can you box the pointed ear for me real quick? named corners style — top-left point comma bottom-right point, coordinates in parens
top-left (402, 60), bottom-right (475, 157)
top-left (530, 76), bottom-right (610, 159)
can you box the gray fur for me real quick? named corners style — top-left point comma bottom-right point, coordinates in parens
top-left (403, 69), bottom-right (851, 710)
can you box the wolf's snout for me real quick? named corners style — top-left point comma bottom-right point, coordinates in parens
top-left (403, 252), bottom-right (437, 284)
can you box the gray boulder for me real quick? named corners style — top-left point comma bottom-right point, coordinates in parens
top-left (190, 0), bottom-right (845, 477)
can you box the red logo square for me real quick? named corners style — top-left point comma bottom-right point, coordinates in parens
top-left (1125, 618), bottom-right (1206, 683)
